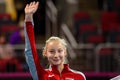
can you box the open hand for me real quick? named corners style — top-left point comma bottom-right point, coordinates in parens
top-left (25, 1), bottom-right (39, 15)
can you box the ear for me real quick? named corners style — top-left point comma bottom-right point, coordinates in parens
top-left (64, 50), bottom-right (67, 57)
top-left (43, 51), bottom-right (47, 57)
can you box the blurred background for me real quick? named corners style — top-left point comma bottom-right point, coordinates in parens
top-left (0, 0), bottom-right (120, 80)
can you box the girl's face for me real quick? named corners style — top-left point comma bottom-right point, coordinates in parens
top-left (44, 40), bottom-right (67, 66)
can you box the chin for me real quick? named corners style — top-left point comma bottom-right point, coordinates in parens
top-left (52, 63), bottom-right (60, 65)
top-left (52, 62), bottom-right (61, 65)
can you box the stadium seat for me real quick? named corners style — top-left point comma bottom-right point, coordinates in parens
top-left (0, 13), bottom-right (11, 20)
top-left (107, 31), bottom-right (120, 43)
top-left (100, 11), bottom-right (120, 42)
top-left (116, 35), bottom-right (120, 42)
top-left (115, 0), bottom-right (120, 7)
top-left (0, 24), bottom-right (19, 39)
top-left (96, 47), bottom-right (117, 72)
top-left (73, 12), bottom-right (92, 42)
top-left (0, 24), bottom-right (19, 32)
top-left (86, 34), bottom-right (104, 44)
top-left (100, 11), bottom-right (118, 33)
top-left (0, 13), bottom-right (14, 26)
top-left (79, 24), bottom-right (97, 35)
top-left (74, 12), bottom-right (91, 21)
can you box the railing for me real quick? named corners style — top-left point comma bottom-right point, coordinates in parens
top-left (60, 23), bottom-right (120, 73)
top-left (95, 43), bottom-right (120, 72)
top-left (11, 43), bottom-right (120, 73)
top-left (0, 43), bottom-right (120, 79)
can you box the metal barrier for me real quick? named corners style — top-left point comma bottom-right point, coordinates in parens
top-left (0, 43), bottom-right (120, 79)
top-left (95, 43), bottom-right (120, 72)
top-left (61, 23), bottom-right (120, 72)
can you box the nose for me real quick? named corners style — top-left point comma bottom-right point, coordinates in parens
top-left (54, 52), bottom-right (59, 58)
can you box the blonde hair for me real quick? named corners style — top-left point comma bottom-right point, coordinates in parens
top-left (43, 36), bottom-right (67, 56)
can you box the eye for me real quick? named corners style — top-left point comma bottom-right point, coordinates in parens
top-left (49, 50), bottom-right (55, 53)
top-left (58, 49), bottom-right (63, 53)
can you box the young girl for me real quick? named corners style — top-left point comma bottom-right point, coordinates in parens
top-left (24, 1), bottom-right (86, 80)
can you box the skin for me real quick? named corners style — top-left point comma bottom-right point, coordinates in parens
top-left (44, 40), bottom-right (67, 73)
top-left (25, 2), bottom-right (67, 73)
top-left (25, 1), bottom-right (39, 22)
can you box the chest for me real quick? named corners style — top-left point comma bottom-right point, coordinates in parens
top-left (43, 72), bottom-right (78, 80)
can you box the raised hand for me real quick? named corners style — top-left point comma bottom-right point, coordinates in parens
top-left (25, 1), bottom-right (39, 21)
top-left (25, 1), bottom-right (39, 15)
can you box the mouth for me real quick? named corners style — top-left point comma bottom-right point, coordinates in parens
top-left (53, 59), bottom-right (59, 62)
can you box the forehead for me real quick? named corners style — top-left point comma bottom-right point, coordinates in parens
top-left (47, 40), bottom-right (64, 49)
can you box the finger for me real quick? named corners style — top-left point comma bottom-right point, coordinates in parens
top-left (32, 2), bottom-right (39, 9)
top-left (30, 2), bottom-right (33, 6)
top-left (25, 4), bottom-right (29, 8)
top-left (36, 2), bottom-right (39, 5)
top-left (25, 4), bottom-right (29, 11)
top-left (36, 2), bottom-right (39, 7)
top-left (32, 1), bottom-right (35, 5)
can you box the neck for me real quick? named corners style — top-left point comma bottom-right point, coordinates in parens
top-left (57, 64), bottom-right (64, 73)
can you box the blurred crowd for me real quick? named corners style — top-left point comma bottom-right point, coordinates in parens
top-left (0, 0), bottom-right (28, 72)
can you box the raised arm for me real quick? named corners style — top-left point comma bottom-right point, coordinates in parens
top-left (24, 2), bottom-right (46, 80)
top-left (25, 1), bottom-right (39, 22)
